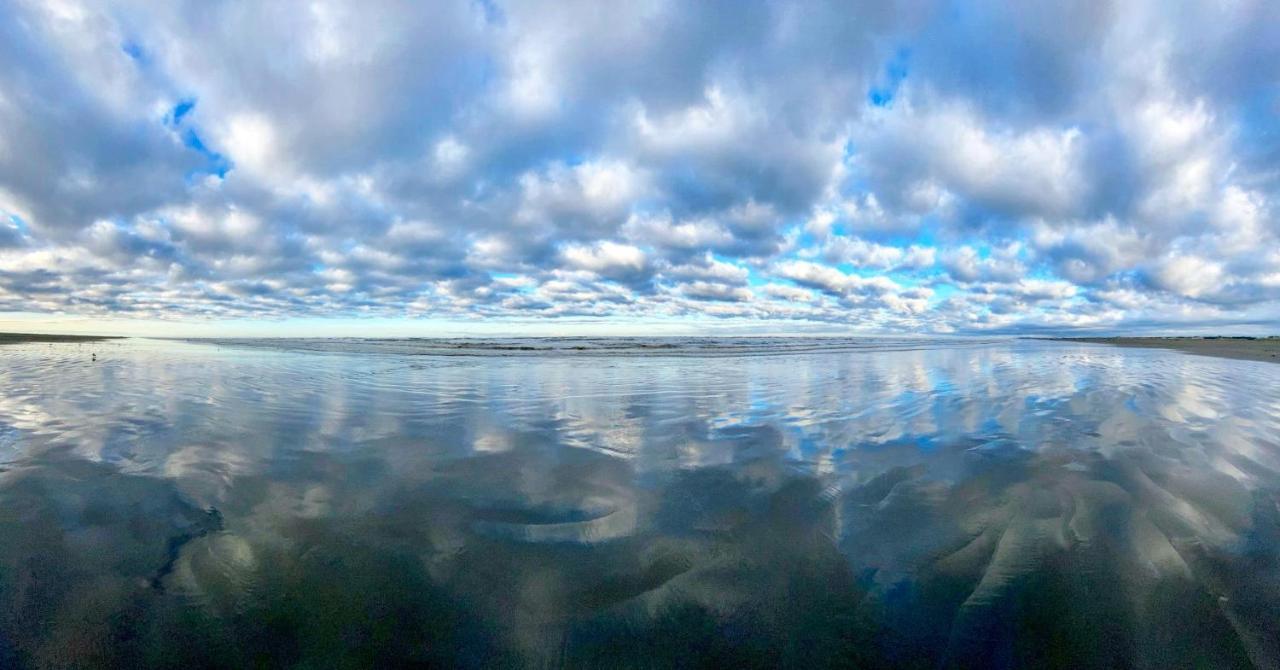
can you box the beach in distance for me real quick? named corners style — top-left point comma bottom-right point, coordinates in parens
top-left (0, 332), bottom-right (121, 344)
top-left (0, 334), bottom-right (1278, 668)
top-left (1053, 336), bottom-right (1280, 364)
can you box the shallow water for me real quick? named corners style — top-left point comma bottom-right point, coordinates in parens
top-left (1, 337), bottom-right (1278, 668)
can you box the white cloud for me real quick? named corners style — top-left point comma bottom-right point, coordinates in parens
top-left (1145, 253), bottom-right (1226, 299)
top-left (560, 241), bottom-right (648, 279)
top-left (940, 244), bottom-right (1025, 284)
top-left (771, 260), bottom-right (901, 298)
top-left (817, 236), bottom-right (937, 270)
top-left (854, 94), bottom-right (1087, 221)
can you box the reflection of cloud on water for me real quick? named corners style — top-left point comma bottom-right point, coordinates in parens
top-left (161, 443), bottom-right (255, 505)
top-left (471, 427), bottom-right (515, 453)
top-left (0, 451), bottom-right (221, 667)
top-left (834, 442), bottom-right (1279, 667)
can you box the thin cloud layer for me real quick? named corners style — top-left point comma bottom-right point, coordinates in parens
top-left (1, 0), bottom-right (1278, 334)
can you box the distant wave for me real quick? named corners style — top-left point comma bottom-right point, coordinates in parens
top-left (187, 336), bottom-right (1011, 358)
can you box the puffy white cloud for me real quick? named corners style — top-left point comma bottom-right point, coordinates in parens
top-left (1143, 254), bottom-right (1227, 300)
top-left (815, 236), bottom-right (936, 271)
top-left (559, 241), bottom-right (650, 285)
top-left (939, 244), bottom-right (1026, 284)
top-left (679, 281), bottom-right (754, 303)
top-left (622, 213), bottom-right (734, 252)
top-left (853, 96), bottom-right (1088, 222)
top-left (770, 260), bottom-right (903, 300)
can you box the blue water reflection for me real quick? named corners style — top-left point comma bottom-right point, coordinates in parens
top-left (0, 338), bottom-right (1277, 667)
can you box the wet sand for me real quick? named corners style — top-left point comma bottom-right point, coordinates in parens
top-left (0, 332), bottom-right (120, 344)
top-left (1, 337), bottom-right (1278, 667)
top-left (1058, 336), bottom-right (1280, 364)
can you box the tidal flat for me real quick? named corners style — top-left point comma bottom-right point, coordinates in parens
top-left (0, 337), bottom-right (1277, 668)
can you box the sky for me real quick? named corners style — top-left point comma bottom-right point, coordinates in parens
top-left (1, 0), bottom-right (1279, 337)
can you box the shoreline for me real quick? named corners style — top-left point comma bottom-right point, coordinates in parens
top-left (3, 332), bottom-right (1277, 365)
top-left (1053, 336), bottom-right (1280, 364)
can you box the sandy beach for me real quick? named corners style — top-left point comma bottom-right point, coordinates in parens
top-left (1059, 336), bottom-right (1280, 364)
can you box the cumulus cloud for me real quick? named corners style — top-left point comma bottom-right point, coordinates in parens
top-left (813, 236), bottom-right (937, 271)
top-left (0, 0), bottom-right (1276, 334)
top-left (770, 260), bottom-right (907, 305)
top-left (559, 241), bottom-right (650, 285)
top-left (939, 244), bottom-right (1026, 284)
top-left (853, 96), bottom-right (1089, 223)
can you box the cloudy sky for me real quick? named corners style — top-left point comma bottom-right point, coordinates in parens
top-left (1, 0), bottom-right (1278, 336)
